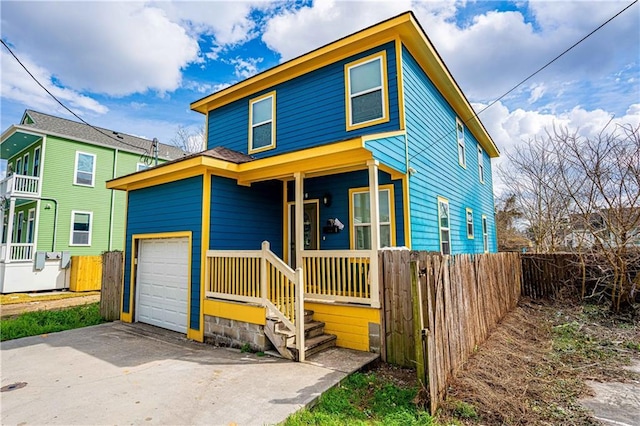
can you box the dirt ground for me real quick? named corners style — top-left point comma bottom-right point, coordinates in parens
top-left (0, 293), bottom-right (100, 318)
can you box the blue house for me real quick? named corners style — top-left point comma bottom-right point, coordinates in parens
top-left (108, 12), bottom-right (499, 360)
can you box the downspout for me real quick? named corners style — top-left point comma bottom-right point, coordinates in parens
top-left (40, 197), bottom-right (58, 251)
top-left (108, 149), bottom-right (118, 251)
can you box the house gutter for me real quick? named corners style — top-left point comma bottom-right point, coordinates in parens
top-left (40, 197), bottom-right (58, 251)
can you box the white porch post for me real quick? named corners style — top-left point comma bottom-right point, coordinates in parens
top-left (294, 172), bottom-right (304, 269)
top-left (367, 160), bottom-right (380, 308)
top-left (4, 198), bottom-right (16, 263)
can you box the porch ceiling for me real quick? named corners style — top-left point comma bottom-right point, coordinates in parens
top-left (1, 127), bottom-right (43, 160)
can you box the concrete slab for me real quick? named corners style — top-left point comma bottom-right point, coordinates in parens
top-left (580, 360), bottom-right (640, 426)
top-left (0, 322), bottom-right (377, 425)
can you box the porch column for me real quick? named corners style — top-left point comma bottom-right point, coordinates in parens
top-left (294, 172), bottom-right (305, 269)
top-left (367, 160), bottom-right (380, 308)
top-left (4, 198), bottom-right (15, 263)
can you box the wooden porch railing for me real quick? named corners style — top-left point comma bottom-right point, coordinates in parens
top-left (0, 243), bottom-right (35, 262)
top-left (0, 174), bottom-right (40, 198)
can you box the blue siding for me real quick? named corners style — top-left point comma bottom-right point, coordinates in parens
top-left (208, 42), bottom-right (400, 157)
top-left (287, 170), bottom-right (405, 249)
top-left (210, 177), bottom-right (283, 257)
top-left (365, 134), bottom-right (407, 174)
top-left (402, 46), bottom-right (497, 253)
top-left (123, 176), bottom-right (203, 331)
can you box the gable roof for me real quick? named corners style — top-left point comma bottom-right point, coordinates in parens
top-left (12, 110), bottom-right (186, 160)
top-left (190, 11), bottom-right (499, 158)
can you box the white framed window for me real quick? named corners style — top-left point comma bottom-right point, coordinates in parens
top-left (14, 211), bottom-right (24, 243)
top-left (478, 146), bottom-right (485, 183)
top-left (7, 162), bottom-right (13, 176)
top-left (456, 118), bottom-right (466, 168)
top-left (249, 91), bottom-right (276, 153)
top-left (466, 208), bottom-right (474, 239)
top-left (22, 153), bottom-right (30, 175)
top-left (482, 215), bottom-right (489, 253)
top-left (345, 52), bottom-right (389, 131)
top-left (26, 208), bottom-right (35, 243)
top-left (33, 147), bottom-right (41, 177)
top-left (15, 158), bottom-right (22, 176)
top-left (137, 163), bottom-right (150, 172)
top-left (438, 197), bottom-right (451, 255)
top-left (350, 185), bottom-right (394, 250)
top-left (74, 151), bottom-right (96, 186)
top-left (70, 211), bottom-right (92, 246)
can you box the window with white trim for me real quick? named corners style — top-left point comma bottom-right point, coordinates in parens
top-left (351, 187), bottom-right (393, 249)
top-left (478, 146), bottom-right (485, 183)
top-left (33, 147), bottom-right (41, 177)
top-left (74, 152), bottom-right (96, 186)
top-left (70, 211), bottom-right (92, 246)
top-left (466, 208), bottom-right (474, 239)
top-left (7, 162), bottom-right (13, 176)
top-left (456, 118), bottom-right (466, 167)
top-left (249, 92), bottom-right (276, 153)
top-left (15, 211), bottom-right (24, 243)
top-left (26, 209), bottom-right (35, 243)
top-left (345, 53), bottom-right (388, 130)
top-left (15, 158), bottom-right (22, 176)
top-left (438, 197), bottom-right (451, 255)
top-left (23, 153), bottom-right (30, 175)
top-left (137, 163), bottom-right (149, 172)
top-left (482, 215), bottom-right (489, 253)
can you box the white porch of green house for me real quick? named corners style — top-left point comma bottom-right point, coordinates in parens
top-left (1, 173), bottom-right (42, 263)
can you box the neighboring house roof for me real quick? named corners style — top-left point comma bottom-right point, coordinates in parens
top-left (202, 146), bottom-right (254, 164)
top-left (2, 110), bottom-right (186, 160)
top-left (190, 11), bottom-right (499, 158)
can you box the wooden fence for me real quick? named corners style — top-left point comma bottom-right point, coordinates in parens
top-left (520, 253), bottom-right (579, 298)
top-left (100, 251), bottom-right (123, 321)
top-left (381, 250), bottom-right (521, 413)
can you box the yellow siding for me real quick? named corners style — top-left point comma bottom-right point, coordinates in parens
top-left (203, 299), bottom-right (266, 325)
top-left (69, 255), bottom-right (102, 291)
top-left (305, 302), bottom-right (381, 351)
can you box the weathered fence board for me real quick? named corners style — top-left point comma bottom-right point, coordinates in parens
top-left (100, 251), bottom-right (123, 321)
top-left (520, 253), bottom-right (579, 298)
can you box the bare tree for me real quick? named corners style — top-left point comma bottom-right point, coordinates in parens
top-left (171, 125), bottom-right (205, 153)
top-left (495, 193), bottom-right (531, 252)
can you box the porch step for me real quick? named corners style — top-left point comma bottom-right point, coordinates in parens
top-left (265, 309), bottom-right (337, 361)
top-left (289, 334), bottom-right (337, 359)
top-left (275, 320), bottom-right (326, 339)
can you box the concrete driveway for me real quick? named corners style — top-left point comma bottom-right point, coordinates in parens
top-left (1, 322), bottom-right (377, 425)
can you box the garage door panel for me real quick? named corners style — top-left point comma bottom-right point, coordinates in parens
top-left (135, 238), bottom-right (189, 334)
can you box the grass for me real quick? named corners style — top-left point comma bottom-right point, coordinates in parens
top-left (0, 302), bottom-right (106, 341)
top-left (0, 291), bottom-right (100, 305)
top-left (283, 371), bottom-right (434, 425)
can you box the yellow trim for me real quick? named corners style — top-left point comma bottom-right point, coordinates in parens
top-left (120, 191), bottom-right (131, 322)
top-left (348, 184), bottom-right (396, 249)
top-left (344, 51), bottom-right (390, 131)
top-left (193, 172), bottom-right (212, 342)
top-left (126, 232), bottom-right (193, 335)
top-left (248, 91), bottom-right (277, 154)
top-left (466, 207), bottom-right (474, 240)
top-left (437, 196), bottom-right (450, 254)
top-left (395, 38), bottom-right (406, 131)
top-left (456, 117), bottom-right (467, 169)
top-left (203, 299), bottom-right (266, 325)
top-left (402, 174), bottom-right (411, 248)
top-left (305, 301), bottom-right (380, 351)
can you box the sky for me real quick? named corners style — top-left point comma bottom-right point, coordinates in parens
top-left (1, 0), bottom-right (639, 186)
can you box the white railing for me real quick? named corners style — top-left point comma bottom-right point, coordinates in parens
top-left (2, 243), bottom-right (35, 262)
top-left (206, 241), bottom-right (305, 361)
top-left (301, 250), bottom-right (376, 306)
top-left (0, 174), bottom-right (40, 198)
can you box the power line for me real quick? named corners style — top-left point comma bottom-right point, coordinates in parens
top-left (408, 0), bottom-right (638, 162)
top-left (1, 39), bottom-right (153, 156)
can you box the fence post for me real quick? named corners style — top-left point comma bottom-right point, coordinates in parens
top-left (411, 260), bottom-right (428, 388)
top-left (100, 251), bottom-right (123, 321)
top-left (295, 267), bottom-right (305, 362)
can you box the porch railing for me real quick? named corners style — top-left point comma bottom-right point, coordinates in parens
top-left (1, 243), bottom-right (35, 262)
top-left (0, 174), bottom-right (40, 198)
top-left (206, 241), bottom-right (305, 361)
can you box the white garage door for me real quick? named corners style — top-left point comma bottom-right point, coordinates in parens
top-left (135, 237), bottom-right (189, 333)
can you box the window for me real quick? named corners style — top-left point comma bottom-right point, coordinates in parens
top-left (70, 211), bottom-right (92, 246)
top-left (482, 215), bottom-right (489, 253)
top-left (15, 158), bottom-right (22, 176)
top-left (478, 146), bottom-right (485, 183)
top-left (249, 91), bottom-right (276, 153)
top-left (137, 163), bottom-right (149, 172)
top-left (466, 208), bottom-right (474, 239)
top-left (350, 186), bottom-right (394, 249)
top-left (33, 147), bottom-right (41, 177)
top-left (438, 197), bottom-right (451, 255)
top-left (15, 211), bottom-right (24, 243)
top-left (345, 52), bottom-right (389, 130)
top-left (22, 153), bottom-right (29, 175)
top-left (456, 118), bottom-right (466, 167)
top-left (26, 209), bottom-right (35, 243)
top-left (7, 162), bottom-right (13, 176)
top-left (74, 152), bottom-right (96, 186)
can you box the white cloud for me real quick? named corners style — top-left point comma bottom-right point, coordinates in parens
top-left (227, 57), bottom-right (264, 79)
top-left (1, 2), bottom-right (199, 96)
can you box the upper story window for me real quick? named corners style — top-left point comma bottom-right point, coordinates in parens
top-left (74, 151), bottom-right (96, 187)
top-left (33, 147), bottom-right (41, 177)
top-left (15, 158), bottom-right (22, 176)
top-left (345, 52), bottom-right (389, 131)
top-left (456, 118), bottom-right (466, 168)
top-left (466, 208), bottom-right (474, 239)
top-left (350, 185), bottom-right (395, 249)
top-left (478, 146), bottom-right (485, 183)
top-left (70, 210), bottom-right (92, 246)
top-left (249, 91), bottom-right (276, 154)
top-left (438, 197), bottom-right (451, 255)
top-left (22, 153), bottom-right (30, 175)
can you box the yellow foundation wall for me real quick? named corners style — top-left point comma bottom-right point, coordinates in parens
top-left (203, 299), bottom-right (266, 325)
top-left (305, 302), bottom-right (381, 351)
top-left (69, 256), bottom-right (102, 292)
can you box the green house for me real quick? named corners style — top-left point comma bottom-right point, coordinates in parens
top-left (0, 110), bottom-right (186, 292)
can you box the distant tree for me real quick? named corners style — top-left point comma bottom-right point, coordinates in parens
top-left (495, 193), bottom-right (530, 251)
top-left (171, 125), bottom-right (205, 153)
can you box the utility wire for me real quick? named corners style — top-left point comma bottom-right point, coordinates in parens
top-left (1, 38), bottom-right (153, 156)
top-left (408, 0), bottom-right (638, 161)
